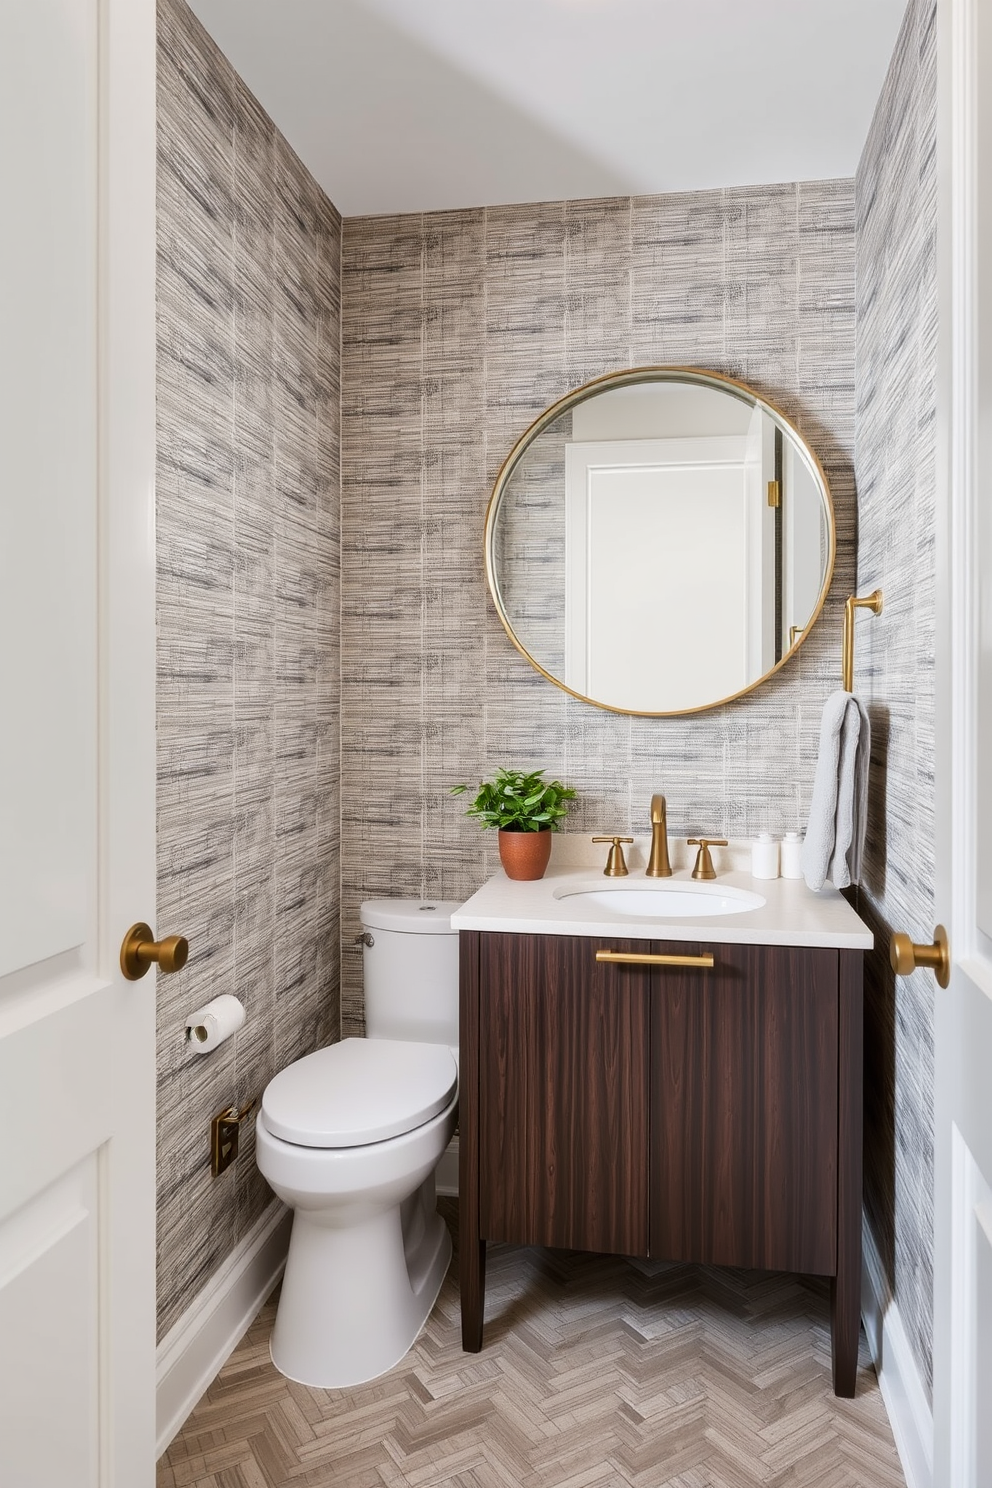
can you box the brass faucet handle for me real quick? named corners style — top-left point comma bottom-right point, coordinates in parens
top-left (687, 837), bottom-right (728, 881)
top-left (592, 836), bottom-right (633, 877)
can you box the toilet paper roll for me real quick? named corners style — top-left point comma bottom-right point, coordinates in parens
top-left (185, 994), bottom-right (245, 1054)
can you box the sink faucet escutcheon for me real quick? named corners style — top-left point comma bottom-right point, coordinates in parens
top-left (647, 794), bottom-right (673, 877)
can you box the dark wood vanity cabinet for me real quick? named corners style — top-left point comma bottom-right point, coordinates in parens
top-left (474, 931), bottom-right (652, 1256)
top-left (459, 930), bottom-right (864, 1397)
top-left (651, 942), bottom-right (841, 1275)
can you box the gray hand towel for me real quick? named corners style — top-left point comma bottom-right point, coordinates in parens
top-left (801, 691), bottom-right (871, 891)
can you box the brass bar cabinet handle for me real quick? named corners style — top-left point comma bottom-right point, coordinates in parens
top-left (120, 922), bottom-right (190, 980)
top-left (596, 949), bottom-right (715, 969)
top-left (889, 924), bottom-right (950, 989)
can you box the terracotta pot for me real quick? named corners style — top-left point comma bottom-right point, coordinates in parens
top-left (497, 827), bottom-right (553, 881)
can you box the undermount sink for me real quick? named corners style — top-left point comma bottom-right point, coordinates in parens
top-left (553, 881), bottom-right (766, 918)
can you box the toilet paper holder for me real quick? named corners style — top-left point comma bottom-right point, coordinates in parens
top-left (211, 1098), bottom-right (258, 1177)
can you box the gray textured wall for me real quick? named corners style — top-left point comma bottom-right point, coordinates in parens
top-left (854, 0), bottom-right (937, 1399)
top-left (154, 0), bottom-right (935, 1391)
top-left (339, 185), bottom-right (858, 1034)
top-left (155, 0), bottom-right (341, 1338)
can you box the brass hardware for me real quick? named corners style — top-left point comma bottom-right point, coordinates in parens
top-left (890, 924), bottom-right (951, 989)
top-left (211, 1099), bottom-right (258, 1177)
top-left (789, 624), bottom-right (804, 648)
top-left (841, 589), bottom-right (883, 692)
top-left (767, 479), bottom-right (781, 508)
top-left (483, 365), bottom-right (836, 719)
top-left (120, 922), bottom-right (189, 981)
top-left (687, 838), bottom-right (728, 881)
top-left (596, 949), bottom-right (715, 969)
top-left (646, 794), bottom-right (673, 877)
top-left (592, 836), bottom-right (633, 876)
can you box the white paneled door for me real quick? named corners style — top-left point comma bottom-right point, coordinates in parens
top-left (0, 3), bottom-right (157, 1486)
top-left (933, 0), bottom-right (992, 1483)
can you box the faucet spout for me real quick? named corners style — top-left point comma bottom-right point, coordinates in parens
top-left (647, 793), bottom-right (673, 877)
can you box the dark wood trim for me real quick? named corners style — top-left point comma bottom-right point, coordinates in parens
top-left (831, 947), bottom-right (864, 1397)
top-left (458, 930), bottom-right (485, 1351)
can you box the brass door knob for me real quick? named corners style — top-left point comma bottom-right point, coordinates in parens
top-left (889, 924), bottom-right (950, 989)
top-left (120, 922), bottom-right (190, 981)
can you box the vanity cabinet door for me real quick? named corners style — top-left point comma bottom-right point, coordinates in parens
top-left (477, 932), bottom-right (651, 1256)
top-left (650, 943), bottom-right (839, 1275)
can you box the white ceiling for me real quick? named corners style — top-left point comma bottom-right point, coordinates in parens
top-left (186, 0), bottom-right (909, 217)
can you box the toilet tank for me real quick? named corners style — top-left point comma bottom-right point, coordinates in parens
top-left (360, 900), bottom-right (462, 1047)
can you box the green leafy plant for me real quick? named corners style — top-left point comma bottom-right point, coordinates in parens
top-left (451, 767), bottom-right (576, 833)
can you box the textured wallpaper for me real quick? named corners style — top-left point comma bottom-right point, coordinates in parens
top-left (155, 0), bottom-right (341, 1339)
top-left (340, 184), bottom-right (858, 1034)
top-left (154, 0), bottom-right (934, 1396)
top-left (493, 409), bottom-right (571, 676)
top-left (854, 0), bottom-right (938, 1399)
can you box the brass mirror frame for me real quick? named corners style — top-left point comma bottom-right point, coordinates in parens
top-left (484, 365), bottom-right (837, 717)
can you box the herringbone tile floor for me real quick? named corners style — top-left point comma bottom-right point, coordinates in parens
top-left (158, 1200), bottom-right (906, 1488)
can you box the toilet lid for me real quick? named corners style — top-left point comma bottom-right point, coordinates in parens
top-left (360, 899), bottom-right (462, 934)
top-left (260, 1038), bottom-right (458, 1148)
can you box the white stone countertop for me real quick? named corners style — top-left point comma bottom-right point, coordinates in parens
top-left (450, 835), bottom-right (874, 950)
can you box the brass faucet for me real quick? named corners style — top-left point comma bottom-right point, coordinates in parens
top-left (646, 794), bottom-right (672, 877)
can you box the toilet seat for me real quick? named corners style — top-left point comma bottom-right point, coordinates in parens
top-left (260, 1038), bottom-right (457, 1149)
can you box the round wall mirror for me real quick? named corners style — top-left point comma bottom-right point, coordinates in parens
top-left (485, 367), bottom-right (835, 716)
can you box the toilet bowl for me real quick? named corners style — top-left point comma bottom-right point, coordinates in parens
top-left (255, 900), bottom-right (461, 1389)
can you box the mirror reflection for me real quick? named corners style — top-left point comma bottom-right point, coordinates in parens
top-left (486, 368), bottom-right (834, 715)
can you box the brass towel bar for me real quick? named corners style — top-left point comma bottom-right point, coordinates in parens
top-left (841, 590), bottom-right (883, 692)
top-left (596, 949), bottom-right (715, 969)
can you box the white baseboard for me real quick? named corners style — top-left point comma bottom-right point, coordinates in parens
top-left (155, 1200), bottom-right (291, 1458)
top-left (862, 1217), bottom-right (934, 1488)
top-left (436, 1133), bottom-right (458, 1196)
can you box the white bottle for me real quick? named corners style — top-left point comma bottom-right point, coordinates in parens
top-left (781, 831), bottom-right (803, 879)
top-left (751, 832), bottom-right (780, 879)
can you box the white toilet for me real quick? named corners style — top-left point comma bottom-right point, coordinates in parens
top-left (255, 898), bottom-right (461, 1389)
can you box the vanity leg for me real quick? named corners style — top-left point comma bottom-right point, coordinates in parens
top-left (832, 948), bottom-right (864, 1397)
top-left (830, 1261), bottom-right (860, 1397)
top-left (460, 1235), bottom-right (486, 1352)
top-left (459, 930), bottom-right (486, 1351)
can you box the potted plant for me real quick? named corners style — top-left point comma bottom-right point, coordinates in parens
top-left (451, 767), bottom-right (576, 881)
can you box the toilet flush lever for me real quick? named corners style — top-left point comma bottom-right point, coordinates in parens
top-left (211, 1099), bottom-right (258, 1178)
